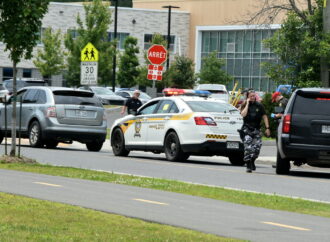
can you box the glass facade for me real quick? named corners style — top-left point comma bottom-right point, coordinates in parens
top-left (201, 29), bottom-right (278, 92)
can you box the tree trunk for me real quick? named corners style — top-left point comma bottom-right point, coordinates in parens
top-left (10, 61), bottom-right (17, 156)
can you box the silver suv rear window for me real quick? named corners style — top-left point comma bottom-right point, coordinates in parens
top-left (53, 90), bottom-right (102, 107)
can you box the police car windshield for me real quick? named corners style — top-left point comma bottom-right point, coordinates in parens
top-left (186, 101), bottom-right (238, 113)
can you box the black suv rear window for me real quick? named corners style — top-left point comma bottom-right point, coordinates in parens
top-left (53, 91), bottom-right (102, 107)
top-left (293, 91), bottom-right (330, 115)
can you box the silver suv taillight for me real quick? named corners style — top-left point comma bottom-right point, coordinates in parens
top-left (46, 106), bottom-right (57, 117)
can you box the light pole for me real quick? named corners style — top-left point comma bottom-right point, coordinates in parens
top-left (162, 5), bottom-right (180, 71)
top-left (112, 0), bottom-right (118, 92)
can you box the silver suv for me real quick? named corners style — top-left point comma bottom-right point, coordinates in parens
top-left (0, 87), bottom-right (107, 151)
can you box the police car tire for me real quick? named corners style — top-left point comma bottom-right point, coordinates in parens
top-left (111, 128), bottom-right (130, 156)
top-left (228, 153), bottom-right (245, 166)
top-left (164, 131), bottom-right (189, 162)
top-left (276, 151), bottom-right (290, 175)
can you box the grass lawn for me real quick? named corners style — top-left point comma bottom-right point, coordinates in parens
top-left (0, 193), bottom-right (239, 241)
top-left (1, 161), bottom-right (330, 219)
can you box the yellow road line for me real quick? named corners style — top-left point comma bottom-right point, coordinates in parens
top-left (33, 182), bottom-right (63, 187)
top-left (262, 221), bottom-right (310, 231)
top-left (133, 198), bottom-right (168, 206)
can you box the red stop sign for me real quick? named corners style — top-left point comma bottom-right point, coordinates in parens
top-left (147, 45), bottom-right (167, 65)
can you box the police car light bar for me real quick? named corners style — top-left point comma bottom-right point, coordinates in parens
top-left (163, 88), bottom-right (211, 97)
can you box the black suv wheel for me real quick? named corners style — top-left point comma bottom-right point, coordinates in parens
top-left (276, 151), bottom-right (290, 174)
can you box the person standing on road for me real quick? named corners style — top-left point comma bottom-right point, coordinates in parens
top-left (240, 90), bottom-right (270, 173)
top-left (121, 90), bottom-right (143, 115)
top-left (271, 91), bottom-right (288, 120)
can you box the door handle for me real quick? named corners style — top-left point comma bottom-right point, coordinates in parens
top-left (164, 116), bottom-right (170, 120)
top-left (142, 118), bottom-right (148, 122)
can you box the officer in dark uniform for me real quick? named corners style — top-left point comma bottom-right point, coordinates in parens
top-left (271, 91), bottom-right (288, 120)
top-left (240, 90), bottom-right (270, 173)
top-left (121, 90), bottom-right (143, 115)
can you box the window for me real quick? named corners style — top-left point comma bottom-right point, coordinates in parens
top-left (108, 32), bottom-right (129, 50)
top-left (36, 27), bottom-right (46, 44)
top-left (36, 90), bottom-right (47, 104)
top-left (53, 90), bottom-right (102, 107)
top-left (155, 100), bottom-right (174, 114)
top-left (23, 69), bottom-right (32, 78)
top-left (227, 43), bottom-right (235, 53)
top-left (68, 29), bottom-right (79, 39)
top-left (138, 101), bottom-right (159, 115)
top-left (144, 34), bottom-right (175, 51)
top-left (3, 68), bottom-right (13, 82)
top-left (186, 101), bottom-right (239, 113)
top-left (23, 89), bottom-right (39, 103)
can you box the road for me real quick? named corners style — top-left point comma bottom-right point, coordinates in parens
top-left (2, 140), bottom-right (330, 203)
top-left (1, 169), bottom-right (329, 242)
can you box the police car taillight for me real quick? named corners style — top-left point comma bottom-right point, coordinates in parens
top-left (282, 114), bottom-right (291, 134)
top-left (194, 117), bottom-right (217, 126)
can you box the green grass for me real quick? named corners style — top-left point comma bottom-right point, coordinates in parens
top-left (1, 162), bottom-right (330, 218)
top-left (0, 193), bottom-right (239, 241)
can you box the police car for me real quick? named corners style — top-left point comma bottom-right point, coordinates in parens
top-left (110, 89), bottom-right (244, 165)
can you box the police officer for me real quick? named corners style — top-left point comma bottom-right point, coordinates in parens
top-left (121, 90), bottom-right (143, 115)
top-left (240, 90), bottom-right (270, 173)
top-left (271, 91), bottom-right (288, 119)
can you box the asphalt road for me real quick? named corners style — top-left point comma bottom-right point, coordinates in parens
top-left (2, 140), bottom-right (330, 203)
top-left (1, 169), bottom-right (329, 242)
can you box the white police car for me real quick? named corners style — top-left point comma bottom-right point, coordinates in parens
top-left (110, 90), bottom-right (244, 165)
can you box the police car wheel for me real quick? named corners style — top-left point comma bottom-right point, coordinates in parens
top-left (111, 128), bottom-right (130, 156)
top-left (164, 131), bottom-right (189, 162)
top-left (228, 153), bottom-right (245, 166)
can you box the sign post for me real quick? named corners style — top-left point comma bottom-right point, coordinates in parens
top-left (147, 45), bottom-right (167, 85)
top-left (80, 42), bottom-right (99, 85)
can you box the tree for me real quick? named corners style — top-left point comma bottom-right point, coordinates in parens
top-left (0, 0), bottom-right (49, 156)
top-left (117, 36), bottom-right (140, 87)
top-left (245, 0), bottom-right (330, 87)
top-left (167, 55), bottom-right (196, 88)
top-left (262, 1), bottom-right (329, 87)
top-left (64, 0), bottom-right (114, 87)
top-left (33, 28), bottom-right (66, 85)
top-left (136, 33), bottom-right (168, 88)
top-left (198, 51), bottom-right (232, 85)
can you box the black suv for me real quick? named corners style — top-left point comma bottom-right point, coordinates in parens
top-left (276, 88), bottom-right (330, 174)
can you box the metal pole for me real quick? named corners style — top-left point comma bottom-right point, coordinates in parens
top-left (162, 5), bottom-right (180, 71)
top-left (111, 0), bottom-right (118, 92)
top-left (18, 96), bottom-right (22, 158)
top-left (166, 6), bottom-right (172, 71)
top-left (4, 98), bottom-right (7, 155)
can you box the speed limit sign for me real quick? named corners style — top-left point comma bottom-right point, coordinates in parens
top-left (80, 42), bottom-right (98, 85)
top-left (80, 62), bottom-right (98, 85)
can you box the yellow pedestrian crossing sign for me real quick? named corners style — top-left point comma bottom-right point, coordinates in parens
top-left (81, 42), bottom-right (99, 62)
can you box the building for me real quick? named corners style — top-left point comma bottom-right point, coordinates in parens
top-left (133, 0), bottom-right (289, 91)
top-left (0, 2), bottom-right (190, 87)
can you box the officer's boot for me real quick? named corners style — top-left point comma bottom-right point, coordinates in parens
top-left (246, 160), bottom-right (252, 173)
top-left (251, 158), bottom-right (256, 171)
